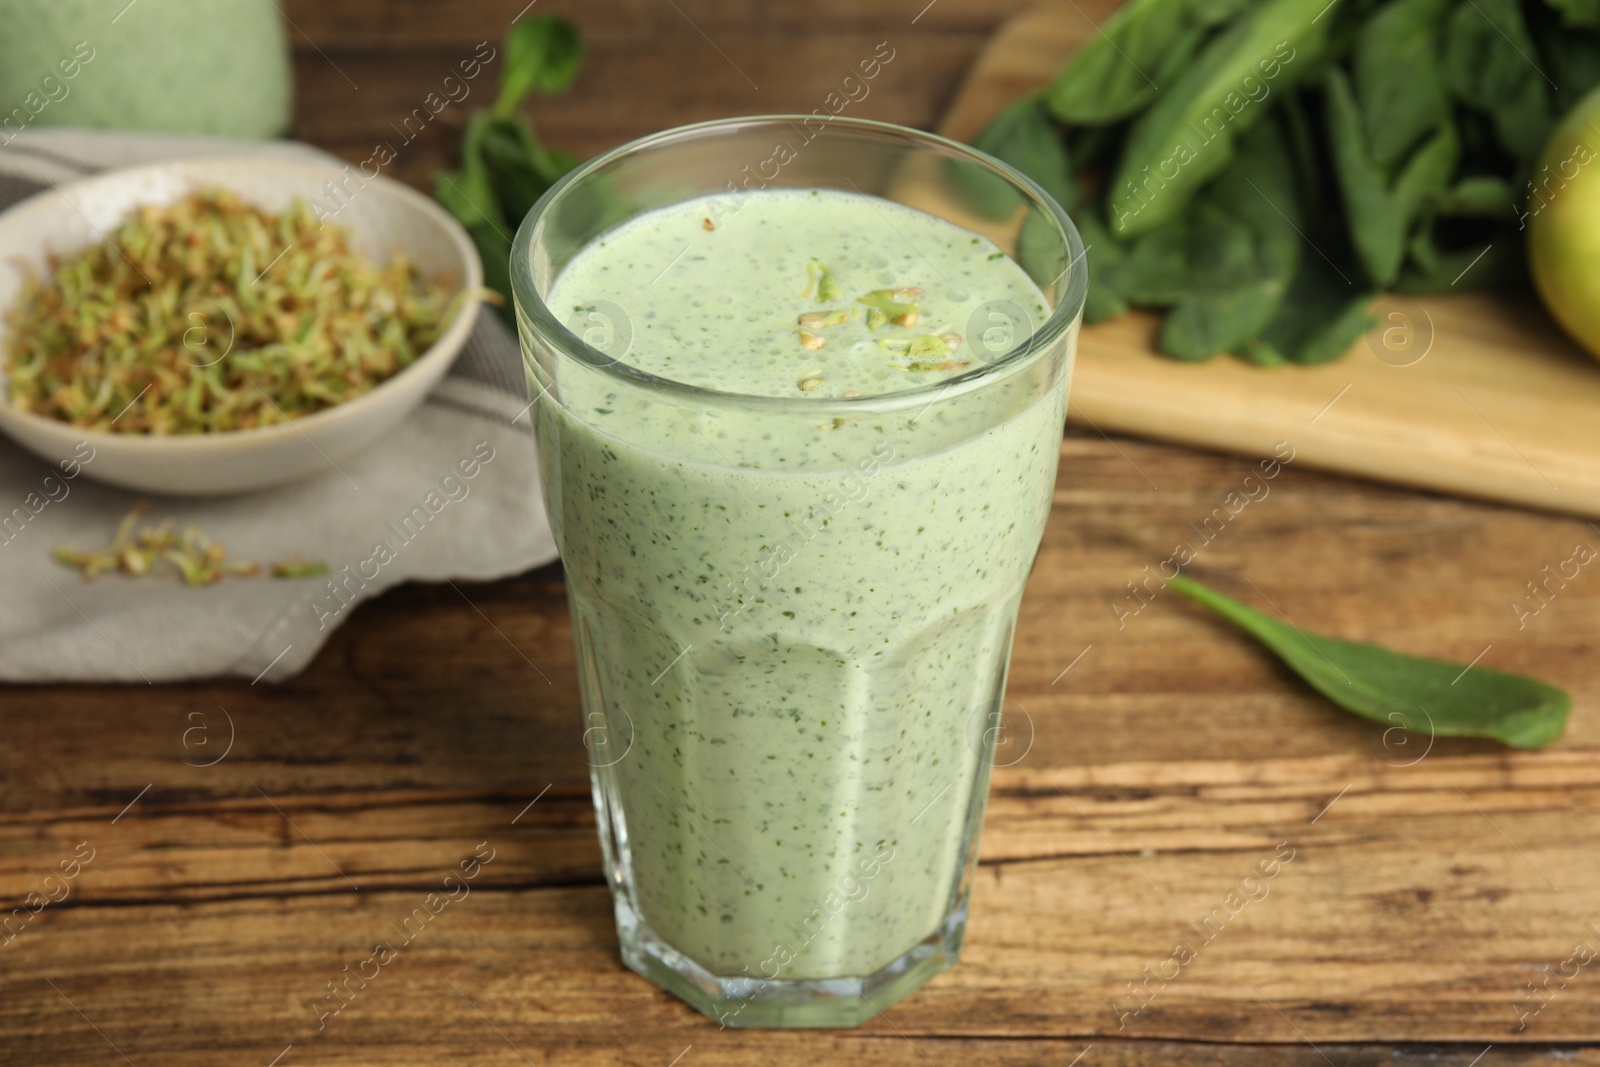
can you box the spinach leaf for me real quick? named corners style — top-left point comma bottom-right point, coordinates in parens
top-left (1444, 0), bottom-right (1555, 162)
top-left (1119, 118), bottom-right (1300, 301)
top-left (1353, 0), bottom-right (1451, 170)
top-left (1242, 251), bottom-right (1374, 364)
top-left (971, 96), bottom-right (1079, 214)
top-left (436, 16), bottom-right (584, 324)
top-left (1325, 68), bottom-right (1405, 285)
top-left (1326, 63), bottom-right (1460, 289)
top-left (1123, 119), bottom-right (1302, 358)
top-left (1188, 0), bottom-right (1256, 23)
top-left (494, 16), bottom-right (583, 119)
top-left (964, 0), bottom-right (1600, 364)
top-left (1108, 0), bottom-right (1333, 237)
top-left (1017, 207), bottom-right (1077, 299)
top-left (1529, 2), bottom-right (1600, 113)
top-left (437, 115), bottom-right (501, 231)
top-left (1161, 281), bottom-right (1285, 359)
top-left (481, 120), bottom-right (568, 226)
top-left (1046, 0), bottom-right (1204, 125)
top-left (1169, 576), bottom-right (1570, 749)
top-left (1240, 101), bottom-right (1370, 366)
top-left (1544, 0), bottom-right (1600, 28)
top-left (1116, 202), bottom-right (1261, 304)
top-left (1434, 175), bottom-right (1516, 218)
top-left (1066, 122), bottom-right (1131, 179)
top-left (1397, 224), bottom-right (1523, 291)
top-left (1276, 87), bottom-right (1326, 207)
top-left (435, 117), bottom-right (516, 306)
top-left (1072, 210), bottom-right (1132, 323)
top-left (1391, 123), bottom-right (1460, 223)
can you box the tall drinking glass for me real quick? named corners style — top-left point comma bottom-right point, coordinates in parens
top-left (511, 116), bottom-right (1085, 1027)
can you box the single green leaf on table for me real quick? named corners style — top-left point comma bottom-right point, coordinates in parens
top-left (1169, 575), bottom-right (1570, 749)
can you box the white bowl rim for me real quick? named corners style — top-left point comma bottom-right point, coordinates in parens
top-left (0, 156), bottom-right (485, 453)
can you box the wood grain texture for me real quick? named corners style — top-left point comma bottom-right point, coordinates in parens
top-left (2, 2), bottom-right (1599, 1063)
top-left (280, 0), bottom-right (1065, 49)
top-left (937, 4), bottom-right (1600, 520)
top-left (5, 432), bottom-right (1600, 1061)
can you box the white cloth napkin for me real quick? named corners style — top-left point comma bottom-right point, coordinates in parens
top-left (0, 130), bottom-right (557, 684)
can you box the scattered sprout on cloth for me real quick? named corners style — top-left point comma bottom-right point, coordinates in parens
top-left (53, 504), bottom-right (327, 586)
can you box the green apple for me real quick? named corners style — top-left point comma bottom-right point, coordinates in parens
top-left (1527, 86), bottom-right (1600, 362)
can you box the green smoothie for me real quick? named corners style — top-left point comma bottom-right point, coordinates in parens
top-left (535, 188), bottom-right (1067, 985)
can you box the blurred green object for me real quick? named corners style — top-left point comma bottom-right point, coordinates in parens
top-left (972, 0), bottom-right (1600, 365)
top-left (435, 16), bottom-right (584, 326)
top-left (0, 0), bottom-right (292, 140)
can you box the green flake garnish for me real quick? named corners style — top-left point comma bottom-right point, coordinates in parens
top-left (857, 287), bottom-right (923, 328)
top-left (804, 262), bottom-right (845, 303)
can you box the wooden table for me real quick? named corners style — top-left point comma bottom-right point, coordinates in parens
top-left (5, 2), bottom-right (1600, 1063)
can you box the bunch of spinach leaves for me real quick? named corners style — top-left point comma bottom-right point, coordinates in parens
top-left (435, 16), bottom-right (584, 325)
top-left (973, 0), bottom-right (1600, 364)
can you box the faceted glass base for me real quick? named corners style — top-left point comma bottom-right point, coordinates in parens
top-left (615, 895), bottom-right (968, 1029)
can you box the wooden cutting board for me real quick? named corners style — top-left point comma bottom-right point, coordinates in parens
top-left (938, 3), bottom-right (1600, 519)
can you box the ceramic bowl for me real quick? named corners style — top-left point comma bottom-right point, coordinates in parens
top-left (0, 158), bottom-right (483, 496)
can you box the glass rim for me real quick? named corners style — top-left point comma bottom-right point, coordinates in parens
top-left (509, 114), bottom-right (1087, 409)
